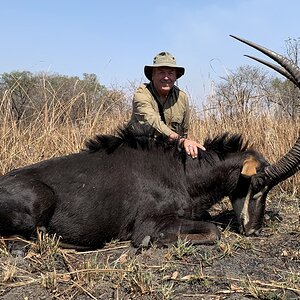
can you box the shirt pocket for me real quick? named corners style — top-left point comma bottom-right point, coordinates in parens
top-left (170, 114), bottom-right (184, 124)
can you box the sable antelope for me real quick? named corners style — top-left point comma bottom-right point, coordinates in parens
top-left (0, 124), bottom-right (268, 248)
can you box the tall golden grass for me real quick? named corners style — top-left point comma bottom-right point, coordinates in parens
top-left (0, 84), bottom-right (299, 194)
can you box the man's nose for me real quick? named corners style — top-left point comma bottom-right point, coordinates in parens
top-left (162, 74), bottom-right (172, 80)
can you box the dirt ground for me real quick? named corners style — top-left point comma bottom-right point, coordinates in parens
top-left (0, 190), bottom-right (299, 300)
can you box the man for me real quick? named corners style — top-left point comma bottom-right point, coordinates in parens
top-left (130, 51), bottom-right (205, 158)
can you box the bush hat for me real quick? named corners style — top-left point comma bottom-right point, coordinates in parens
top-left (144, 52), bottom-right (185, 81)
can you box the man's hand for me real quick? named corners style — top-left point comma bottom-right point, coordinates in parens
top-left (182, 138), bottom-right (205, 158)
top-left (168, 133), bottom-right (205, 158)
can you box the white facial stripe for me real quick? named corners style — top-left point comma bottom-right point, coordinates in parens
top-left (240, 186), bottom-right (252, 227)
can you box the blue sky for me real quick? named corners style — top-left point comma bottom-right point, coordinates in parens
top-left (1, 1), bottom-right (299, 106)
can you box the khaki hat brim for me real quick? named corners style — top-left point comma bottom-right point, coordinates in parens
top-left (144, 65), bottom-right (185, 81)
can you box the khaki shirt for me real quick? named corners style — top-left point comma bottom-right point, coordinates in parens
top-left (129, 83), bottom-right (190, 137)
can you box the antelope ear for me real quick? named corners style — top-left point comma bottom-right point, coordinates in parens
top-left (241, 156), bottom-right (261, 177)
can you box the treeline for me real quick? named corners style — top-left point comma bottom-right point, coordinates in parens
top-left (0, 71), bottom-right (130, 125)
top-left (1, 65), bottom-right (299, 125)
top-left (205, 64), bottom-right (300, 121)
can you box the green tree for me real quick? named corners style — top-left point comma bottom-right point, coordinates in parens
top-left (208, 65), bottom-right (272, 119)
top-left (0, 71), bottom-right (128, 124)
top-left (0, 71), bottom-right (37, 122)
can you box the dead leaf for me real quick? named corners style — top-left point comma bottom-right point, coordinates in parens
top-left (118, 251), bottom-right (129, 264)
top-left (181, 274), bottom-right (195, 281)
top-left (230, 283), bottom-right (244, 292)
top-left (61, 274), bottom-right (71, 282)
top-left (171, 271), bottom-right (179, 280)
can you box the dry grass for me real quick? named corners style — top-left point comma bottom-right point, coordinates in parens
top-left (0, 88), bottom-right (299, 189)
top-left (0, 88), bottom-right (130, 174)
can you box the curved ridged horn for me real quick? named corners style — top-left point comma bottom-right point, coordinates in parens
top-left (230, 35), bottom-right (300, 88)
top-left (230, 35), bottom-right (300, 186)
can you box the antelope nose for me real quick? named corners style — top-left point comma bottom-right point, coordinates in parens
top-left (245, 228), bottom-right (255, 236)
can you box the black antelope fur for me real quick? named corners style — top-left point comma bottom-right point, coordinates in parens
top-left (0, 125), bottom-right (269, 249)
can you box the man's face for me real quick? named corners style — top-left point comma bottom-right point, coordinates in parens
top-left (152, 67), bottom-right (177, 97)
